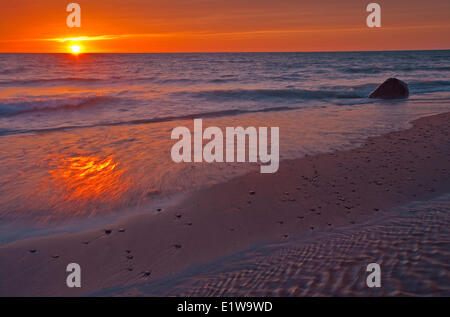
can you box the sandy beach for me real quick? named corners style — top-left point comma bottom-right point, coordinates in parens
top-left (1, 0), bottom-right (450, 301)
top-left (0, 111), bottom-right (449, 297)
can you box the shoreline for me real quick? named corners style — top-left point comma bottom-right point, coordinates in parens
top-left (1, 111), bottom-right (449, 296)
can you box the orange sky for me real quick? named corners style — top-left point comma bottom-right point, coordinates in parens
top-left (0, 0), bottom-right (449, 53)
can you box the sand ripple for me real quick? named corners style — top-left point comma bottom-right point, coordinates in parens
top-left (112, 195), bottom-right (450, 296)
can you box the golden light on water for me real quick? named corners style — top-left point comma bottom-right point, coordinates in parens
top-left (50, 155), bottom-right (129, 208)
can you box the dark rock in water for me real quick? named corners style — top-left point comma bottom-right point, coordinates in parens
top-left (369, 78), bottom-right (409, 99)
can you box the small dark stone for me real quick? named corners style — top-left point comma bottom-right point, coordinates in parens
top-left (104, 229), bottom-right (112, 234)
top-left (144, 270), bottom-right (152, 277)
top-left (174, 244), bottom-right (182, 249)
top-left (147, 190), bottom-right (160, 196)
top-left (52, 255), bottom-right (59, 259)
top-left (127, 255), bottom-right (134, 260)
top-left (249, 190), bottom-right (256, 195)
top-left (29, 249), bottom-right (37, 253)
top-left (118, 228), bottom-right (125, 233)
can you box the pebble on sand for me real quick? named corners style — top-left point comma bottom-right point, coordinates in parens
top-left (146, 190), bottom-right (161, 197)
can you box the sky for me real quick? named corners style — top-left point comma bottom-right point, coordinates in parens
top-left (0, 0), bottom-right (449, 53)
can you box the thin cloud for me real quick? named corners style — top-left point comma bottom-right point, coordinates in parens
top-left (1, 24), bottom-right (449, 43)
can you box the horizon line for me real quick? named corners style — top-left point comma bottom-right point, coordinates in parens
top-left (1, 48), bottom-right (449, 54)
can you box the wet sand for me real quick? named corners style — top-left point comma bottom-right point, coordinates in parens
top-left (99, 194), bottom-right (450, 296)
top-left (0, 111), bottom-right (449, 296)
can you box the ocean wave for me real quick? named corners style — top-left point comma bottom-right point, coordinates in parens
top-left (0, 106), bottom-right (296, 136)
top-left (340, 65), bottom-right (450, 74)
top-left (173, 81), bottom-right (450, 103)
top-left (340, 66), bottom-right (386, 74)
top-left (0, 96), bottom-right (115, 116)
top-left (174, 88), bottom-right (364, 101)
top-left (0, 67), bottom-right (27, 75)
top-left (0, 77), bottom-right (104, 86)
top-left (327, 80), bottom-right (450, 95)
top-left (408, 80), bottom-right (450, 93)
top-left (0, 76), bottom-right (208, 86)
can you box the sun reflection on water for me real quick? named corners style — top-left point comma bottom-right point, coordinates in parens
top-left (49, 155), bottom-right (129, 212)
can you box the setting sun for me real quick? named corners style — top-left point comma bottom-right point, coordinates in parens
top-left (69, 44), bottom-right (82, 54)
